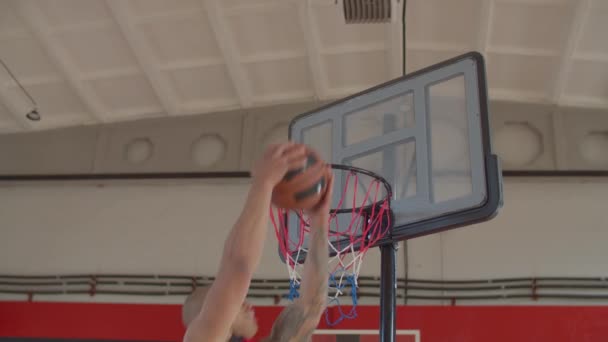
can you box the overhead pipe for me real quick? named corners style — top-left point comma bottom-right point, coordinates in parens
top-left (1, 170), bottom-right (608, 182)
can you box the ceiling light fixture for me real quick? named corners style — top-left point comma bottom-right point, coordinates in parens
top-left (26, 109), bottom-right (41, 121)
top-left (0, 58), bottom-right (40, 122)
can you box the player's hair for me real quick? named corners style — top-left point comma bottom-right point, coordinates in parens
top-left (182, 287), bottom-right (210, 327)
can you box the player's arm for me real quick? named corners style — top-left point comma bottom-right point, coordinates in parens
top-left (184, 143), bottom-right (306, 342)
top-left (264, 170), bottom-right (334, 342)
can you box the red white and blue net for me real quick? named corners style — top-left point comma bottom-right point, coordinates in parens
top-left (270, 164), bottom-right (392, 326)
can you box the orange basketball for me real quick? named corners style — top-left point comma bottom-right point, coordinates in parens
top-left (272, 146), bottom-right (329, 210)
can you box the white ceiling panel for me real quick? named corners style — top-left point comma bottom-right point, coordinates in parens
top-left (325, 50), bottom-right (388, 90)
top-left (490, 1), bottom-right (574, 52)
top-left (488, 53), bottom-right (560, 96)
top-left (127, 0), bottom-right (200, 17)
top-left (0, 101), bottom-right (20, 133)
top-left (168, 65), bottom-right (238, 105)
top-left (10, 0), bottom-right (109, 123)
top-left (57, 25), bottom-right (139, 73)
top-left (0, 36), bottom-right (59, 80)
top-left (35, 0), bottom-right (112, 28)
top-left (406, 0), bottom-right (607, 108)
top-left (0, 4), bottom-right (25, 36)
top-left (89, 74), bottom-right (161, 118)
top-left (247, 58), bottom-right (313, 101)
top-left (0, 0), bottom-right (605, 134)
top-left (228, 3), bottom-right (305, 57)
top-left (138, 9), bottom-right (221, 65)
top-left (4, 81), bottom-right (88, 119)
top-left (564, 60), bottom-right (608, 100)
top-left (222, 0), bottom-right (286, 10)
top-left (407, 0), bottom-right (482, 47)
top-left (405, 49), bottom-right (466, 73)
top-left (576, 3), bottom-right (608, 56)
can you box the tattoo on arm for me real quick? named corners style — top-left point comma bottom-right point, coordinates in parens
top-left (264, 304), bottom-right (318, 342)
top-left (265, 226), bottom-right (329, 342)
top-left (301, 224), bottom-right (329, 304)
top-left (300, 224), bottom-right (329, 320)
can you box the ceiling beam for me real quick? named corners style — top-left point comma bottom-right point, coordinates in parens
top-left (494, 0), bottom-right (570, 5)
top-left (160, 58), bottom-right (224, 71)
top-left (0, 29), bottom-right (30, 41)
top-left (202, 0), bottom-right (253, 107)
top-left (490, 89), bottom-right (551, 104)
top-left (111, 105), bottom-right (165, 120)
top-left (224, 0), bottom-right (286, 13)
top-left (552, 0), bottom-right (591, 104)
top-left (323, 42), bottom-right (386, 55)
top-left (560, 96), bottom-right (608, 110)
top-left (241, 50), bottom-right (307, 64)
top-left (49, 19), bottom-right (113, 35)
top-left (476, 0), bottom-right (495, 56)
top-left (487, 46), bottom-right (557, 57)
top-left (254, 90), bottom-right (315, 105)
top-left (12, 1), bottom-right (107, 123)
top-left (386, 0), bottom-right (405, 78)
top-left (297, 0), bottom-right (328, 100)
top-left (408, 42), bottom-right (469, 52)
top-left (574, 52), bottom-right (608, 63)
top-left (134, 8), bottom-right (198, 24)
top-left (179, 99), bottom-right (240, 115)
top-left (15, 75), bottom-right (63, 86)
top-left (80, 66), bottom-right (140, 81)
top-left (106, 0), bottom-right (180, 116)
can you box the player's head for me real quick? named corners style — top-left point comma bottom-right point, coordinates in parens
top-left (182, 287), bottom-right (258, 338)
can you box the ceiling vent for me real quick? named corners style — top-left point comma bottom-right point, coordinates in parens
top-left (343, 0), bottom-right (392, 24)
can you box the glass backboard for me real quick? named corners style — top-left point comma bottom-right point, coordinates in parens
top-left (286, 52), bottom-right (502, 250)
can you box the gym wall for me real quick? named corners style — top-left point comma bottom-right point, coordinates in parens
top-left (0, 177), bottom-right (606, 305)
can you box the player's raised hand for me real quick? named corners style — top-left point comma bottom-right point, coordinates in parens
top-left (306, 165), bottom-right (334, 227)
top-left (251, 143), bottom-right (307, 188)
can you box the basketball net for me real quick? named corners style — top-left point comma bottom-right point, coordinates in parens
top-left (270, 165), bottom-right (392, 326)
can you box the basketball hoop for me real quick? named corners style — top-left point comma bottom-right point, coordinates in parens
top-left (270, 164), bottom-right (393, 326)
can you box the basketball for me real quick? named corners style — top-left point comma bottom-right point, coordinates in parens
top-left (272, 145), bottom-right (330, 210)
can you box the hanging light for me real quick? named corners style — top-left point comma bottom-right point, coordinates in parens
top-left (1, 58), bottom-right (40, 122)
top-left (26, 109), bottom-right (41, 121)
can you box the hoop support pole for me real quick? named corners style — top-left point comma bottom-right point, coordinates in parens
top-left (380, 242), bottom-right (397, 342)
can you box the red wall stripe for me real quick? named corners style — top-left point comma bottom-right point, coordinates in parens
top-left (1, 302), bottom-right (608, 341)
top-left (0, 301), bottom-right (183, 341)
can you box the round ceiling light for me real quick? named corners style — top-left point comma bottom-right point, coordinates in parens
top-left (494, 122), bottom-right (543, 166)
top-left (191, 134), bottom-right (227, 168)
top-left (26, 109), bottom-right (41, 121)
top-left (125, 138), bottom-right (154, 164)
top-left (263, 123), bottom-right (289, 146)
top-left (580, 132), bottom-right (608, 166)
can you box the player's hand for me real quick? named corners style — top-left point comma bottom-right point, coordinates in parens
top-left (251, 143), bottom-right (307, 189)
top-left (306, 166), bottom-right (334, 228)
